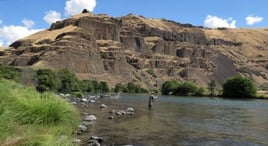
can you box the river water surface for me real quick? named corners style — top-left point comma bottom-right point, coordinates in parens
top-left (77, 94), bottom-right (268, 146)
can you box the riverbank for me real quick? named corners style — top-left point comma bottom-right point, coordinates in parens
top-left (61, 93), bottom-right (141, 145)
top-left (0, 79), bottom-right (79, 145)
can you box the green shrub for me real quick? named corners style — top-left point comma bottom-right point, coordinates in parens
top-left (222, 76), bottom-right (256, 98)
top-left (99, 81), bottom-right (110, 92)
top-left (176, 82), bottom-right (198, 96)
top-left (36, 69), bottom-right (59, 92)
top-left (126, 82), bottom-right (148, 93)
top-left (79, 80), bottom-right (94, 92)
top-left (114, 83), bottom-right (124, 92)
top-left (194, 87), bottom-right (205, 96)
top-left (0, 65), bottom-right (20, 81)
top-left (57, 69), bottom-right (80, 93)
top-left (91, 80), bottom-right (99, 92)
top-left (161, 80), bottom-right (180, 95)
top-left (161, 80), bottom-right (205, 96)
top-left (114, 82), bottom-right (147, 93)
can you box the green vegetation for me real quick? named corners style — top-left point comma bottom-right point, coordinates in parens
top-left (161, 80), bottom-right (205, 96)
top-left (114, 82), bottom-right (148, 93)
top-left (36, 69), bottom-right (59, 92)
top-left (99, 81), bottom-right (110, 92)
top-left (0, 65), bottom-right (20, 81)
top-left (222, 76), bottom-right (257, 98)
top-left (35, 68), bottom-right (110, 94)
top-left (0, 79), bottom-right (79, 145)
top-left (78, 80), bottom-right (94, 92)
top-left (57, 68), bottom-right (80, 93)
top-left (161, 80), bottom-right (180, 95)
top-left (176, 82), bottom-right (205, 96)
top-left (1, 65), bottom-right (263, 99)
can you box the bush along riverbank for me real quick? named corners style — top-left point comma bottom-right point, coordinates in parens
top-left (0, 79), bottom-right (79, 145)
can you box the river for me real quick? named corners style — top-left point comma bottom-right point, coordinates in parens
top-left (77, 94), bottom-right (268, 146)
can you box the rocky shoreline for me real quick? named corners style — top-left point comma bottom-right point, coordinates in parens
top-left (59, 93), bottom-right (138, 146)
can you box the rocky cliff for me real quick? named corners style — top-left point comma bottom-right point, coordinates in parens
top-left (0, 12), bottom-right (268, 89)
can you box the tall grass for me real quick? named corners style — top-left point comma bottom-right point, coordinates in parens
top-left (0, 79), bottom-right (79, 145)
top-left (13, 92), bottom-right (78, 126)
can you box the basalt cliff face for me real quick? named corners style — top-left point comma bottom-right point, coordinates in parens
top-left (0, 13), bottom-right (268, 89)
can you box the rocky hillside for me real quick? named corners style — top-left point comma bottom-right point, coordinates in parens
top-left (0, 12), bottom-right (267, 89)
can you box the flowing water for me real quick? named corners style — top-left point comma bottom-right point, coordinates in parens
top-left (77, 94), bottom-right (268, 146)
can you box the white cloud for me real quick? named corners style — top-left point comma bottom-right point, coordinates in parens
top-left (0, 40), bottom-right (3, 47)
top-left (22, 19), bottom-right (35, 28)
top-left (204, 15), bottom-right (236, 28)
top-left (65, 0), bottom-right (96, 16)
top-left (43, 10), bottom-right (62, 24)
top-left (0, 24), bottom-right (43, 47)
top-left (245, 15), bottom-right (263, 25)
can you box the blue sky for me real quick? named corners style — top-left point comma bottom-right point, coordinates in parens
top-left (0, 0), bottom-right (267, 47)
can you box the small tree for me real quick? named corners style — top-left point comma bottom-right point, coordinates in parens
top-left (114, 83), bottom-right (124, 92)
top-left (127, 82), bottom-right (136, 93)
top-left (91, 80), bottom-right (99, 93)
top-left (79, 80), bottom-right (93, 92)
top-left (99, 81), bottom-right (109, 93)
top-left (36, 69), bottom-right (59, 92)
top-left (222, 76), bottom-right (256, 98)
top-left (57, 69), bottom-right (79, 93)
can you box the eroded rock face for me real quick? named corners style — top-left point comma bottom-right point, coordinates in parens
top-left (0, 13), bottom-right (267, 89)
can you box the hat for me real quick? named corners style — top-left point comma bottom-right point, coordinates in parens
top-left (151, 91), bottom-right (154, 94)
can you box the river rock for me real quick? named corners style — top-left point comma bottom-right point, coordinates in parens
top-left (126, 107), bottom-right (135, 112)
top-left (100, 104), bottom-right (108, 108)
top-left (71, 101), bottom-right (78, 105)
top-left (78, 124), bottom-right (88, 132)
top-left (81, 98), bottom-right (88, 102)
top-left (87, 141), bottom-right (101, 146)
top-left (108, 116), bottom-right (114, 120)
top-left (85, 115), bottom-right (97, 121)
top-left (87, 136), bottom-right (104, 146)
top-left (116, 111), bottom-right (122, 116)
top-left (89, 136), bottom-right (104, 143)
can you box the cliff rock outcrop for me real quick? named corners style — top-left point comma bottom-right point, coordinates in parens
top-left (0, 13), bottom-right (267, 89)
